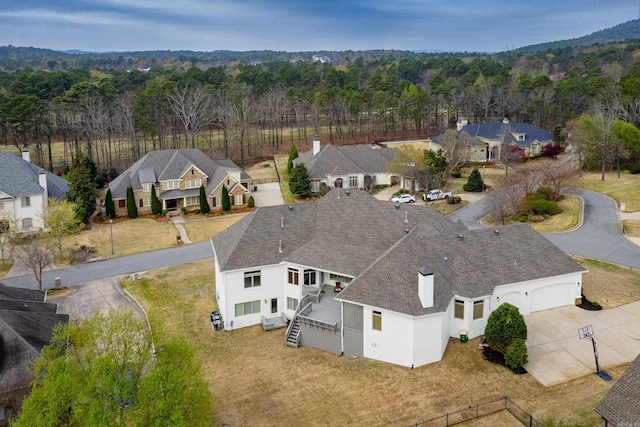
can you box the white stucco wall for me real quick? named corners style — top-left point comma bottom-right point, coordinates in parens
top-left (362, 306), bottom-right (415, 367)
top-left (412, 313), bottom-right (447, 367)
top-left (10, 193), bottom-right (45, 230)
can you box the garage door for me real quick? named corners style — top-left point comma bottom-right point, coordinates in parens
top-left (530, 284), bottom-right (572, 313)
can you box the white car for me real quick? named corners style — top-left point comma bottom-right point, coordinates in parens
top-left (423, 189), bottom-right (452, 201)
top-left (391, 194), bottom-right (415, 203)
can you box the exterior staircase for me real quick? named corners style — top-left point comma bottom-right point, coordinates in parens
top-left (285, 317), bottom-right (301, 347)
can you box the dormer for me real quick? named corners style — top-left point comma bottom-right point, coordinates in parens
top-left (180, 164), bottom-right (208, 189)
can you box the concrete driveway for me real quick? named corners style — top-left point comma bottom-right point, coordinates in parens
top-left (48, 277), bottom-right (146, 320)
top-left (524, 301), bottom-right (640, 386)
top-left (250, 182), bottom-right (284, 207)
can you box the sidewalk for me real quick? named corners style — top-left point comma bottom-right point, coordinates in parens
top-left (170, 216), bottom-right (192, 244)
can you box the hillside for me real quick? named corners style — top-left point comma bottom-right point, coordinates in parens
top-left (516, 19), bottom-right (640, 53)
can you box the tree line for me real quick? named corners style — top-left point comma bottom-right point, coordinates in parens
top-left (3, 40), bottom-right (640, 175)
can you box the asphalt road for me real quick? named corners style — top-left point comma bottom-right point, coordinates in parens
top-left (450, 189), bottom-right (640, 269)
top-left (1, 241), bottom-right (213, 290)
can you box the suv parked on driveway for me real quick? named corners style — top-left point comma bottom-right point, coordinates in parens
top-left (423, 189), bottom-right (452, 201)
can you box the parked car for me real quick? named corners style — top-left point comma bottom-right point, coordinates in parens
top-left (423, 189), bottom-right (452, 201)
top-left (391, 194), bottom-right (415, 203)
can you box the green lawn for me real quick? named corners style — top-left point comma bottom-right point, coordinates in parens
top-left (529, 195), bottom-right (581, 233)
top-left (575, 171), bottom-right (640, 212)
top-left (274, 154), bottom-right (295, 204)
top-left (182, 214), bottom-right (248, 243)
top-left (623, 220), bottom-right (640, 237)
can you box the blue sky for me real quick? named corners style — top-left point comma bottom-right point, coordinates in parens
top-left (0, 1), bottom-right (636, 53)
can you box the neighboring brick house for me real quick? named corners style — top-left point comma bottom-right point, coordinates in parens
top-left (595, 353), bottom-right (640, 426)
top-left (0, 284), bottom-right (69, 425)
top-left (108, 149), bottom-right (251, 216)
top-left (293, 137), bottom-right (404, 192)
top-left (211, 190), bottom-right (585, 368)
top-left (432, 117), bottom-right (554, 162)
top-left (0, 151), bottom-right (69, 231)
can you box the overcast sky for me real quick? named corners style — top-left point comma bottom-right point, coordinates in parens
top-left (0, 1), bottom-right (636, 53)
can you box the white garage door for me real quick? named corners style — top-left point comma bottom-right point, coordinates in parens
top-left (530, 284), bottom-right (572, 313)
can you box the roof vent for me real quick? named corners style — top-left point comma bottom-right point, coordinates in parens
top-left (404, 212), bottom-right (408, 223)
top-left (345, 190), bottom-right (350, 196)
top-left (337, 190), bottom-right (341, 200)
top-left (394, 203), bottom-right (400, 210)
top-left (443, 256), bottom-right (448, 262)
top-left (457, 234), bottom-right (464, 241)
top-left (404, 228), bottom-right (410, 234)
top-left (281, 217), bottom-right (284, 228)
top-left (279, 240), bottom-right (283, 253)
top-left (494, 229), bottom-right (500, 236)
top-left (514, 259), bottom-right (517, 266)
top-left (288, 205), bottom-right (293, 211)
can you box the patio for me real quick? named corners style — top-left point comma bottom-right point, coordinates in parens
top-left (304, 285), bottom-right (342, 327)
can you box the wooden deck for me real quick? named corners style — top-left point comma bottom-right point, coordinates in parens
top-left (304, 285), bottom-right (342, 327)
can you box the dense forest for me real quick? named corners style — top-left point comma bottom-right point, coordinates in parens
top-left (3, 24), bottom-right (640, 176)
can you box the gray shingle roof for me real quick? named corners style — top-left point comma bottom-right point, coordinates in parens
top-left (213, 191), bottom-right (584, 317)
top-left (294, 145), bottom-right (398, 179)
top-left (160, 188), bottom-right (200, 199)
top-left (595, 354), bottom-right (640, 425)
top-left (433, 122), bottom-right (553, 148)
top-left (0, 152), bottom-right (69, 200)
top-left (0, 283), bottom-right (45, 302)
top-left (108, 149), bottom-right (248, 199)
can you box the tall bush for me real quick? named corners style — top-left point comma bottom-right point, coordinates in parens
top-left (463, 168), bottom-right (484, 192)
top-left (151, 185), bottom-right (162, 216)
top-left (126, 186), bottom-right (137, 218)
top-left (287, 143), bottom-right (299, 174)
top-left (505, 338), bottom-right (529, 373)
top-left (105, 189), bottom-right (116, 219)
top-left (289, 163), bottom-right (311, 196)
top-left (199, 185), bottom-right (210, 214)
top-left (221, 185), bottom-right (231, 211)
top-left (484, 302), bottom-right (527, 354)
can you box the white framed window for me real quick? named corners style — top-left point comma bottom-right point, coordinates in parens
top-left (454, 299), bottom-right (464, 319)
top-left (215, 197), bottom-right (222, 207)
top-left (404, 180), bottom-right (411, 190)
top-left (0, 201), bottom-right (4, 210)
top-left (303, 270), bottom-right (316, 286)
top-left (185, 179), bottom-right (202, 189)
top-left (185, 196), bottom-right (199, 206)
top-left (142, 183), bottom-right (152, 192)
top-left (329, 273), bottom-right (352, 283)
top-left (22, 218), bottom-right (32, 230)
top-left (244, 271), bottom-right (261, 288)
top-left (473, 300), bottom-right (484, 320)
top-left (288, 268), bottom-right (299, 285)
top-left (142, 198), bottom-right (151, 207)
top-left (287, 297), bottom-right (298, 311)
top-left (234, 300), bottom-right (260, 317)
top-left (311, 181), bottom-right (319, 192)
top-left (234, 195), bottom-right (243, 205)
top-left (372, 311), bottom-right (382, 331)
top-left (349, 176), bottom-right (358, 188)
top-left (21, 197), bottom-right (31, 207)
top-left (162, 180), bottom-right (179, 190)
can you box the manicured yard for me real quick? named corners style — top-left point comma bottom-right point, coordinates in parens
top-left (274, 154), bottom-right (295, 204)
top-left (578, 256), bottom-right (640, 308)
top-left (244, 159), bottom-right (279, 183)
top-left (575, 171), bottom-right (640, 212)
top-left (182, 214), bottom-right (248, 243)
top-left (123, 257), bottom-right (635, 427)
top-left (528, 195), bottom-right (581, 233)
top-left (623, 220), bottom-right (640, 237)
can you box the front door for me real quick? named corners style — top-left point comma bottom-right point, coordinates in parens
top-left (271, 298), bottom-right (278, 314)
top-left (165, 199), bottom-right (178, 210)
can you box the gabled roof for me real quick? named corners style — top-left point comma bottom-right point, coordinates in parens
top-left (433, 122), bottom-right (553, 148)
top-left (294, 145), bottom-right (398, 179)
top-left (0, 283), bottom-right (68, 393)
top-left (108, 149), bottom-right (251, 199)
top-left (212, 191), bottom-right (585, 317)
top-left (0, 152), bottom-right (69, 200)
top-left (595, 354), bottom-right (640, 425)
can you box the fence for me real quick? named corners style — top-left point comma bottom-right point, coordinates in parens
top-left (410, 396), bottom-right (542, 427)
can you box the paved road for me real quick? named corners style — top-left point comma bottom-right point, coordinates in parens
top-left (1, 241), bottom-right (213, 290)
top-left (450, 189), bottom-right (640, 269)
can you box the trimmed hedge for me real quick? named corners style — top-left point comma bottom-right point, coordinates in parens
top-left (530, 199), bottom-right (561, 215)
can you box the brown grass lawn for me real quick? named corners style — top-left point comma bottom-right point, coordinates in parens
top-left (244, 159), bottom-right (279, 182)
top-left (182, 214), bottom-right (248, 243)
top-left (123, 258), bottom-right (636, 427)
top-left (274, 154), bottom-right (295, 204)
top-left (0, 259), bottom-right (14, 277)
top-left (578, 257), bottom-right (640, 308)
top-left (623, 220), bottom-right (640, 237)
top-left (448, 165), bottom-right (505, 195)
top-left (575, 171), bottom-right (640, 212)
top-left (57, 218), bottom-right (179, 265)
top-left (528, 195), bottom-right (581, 233)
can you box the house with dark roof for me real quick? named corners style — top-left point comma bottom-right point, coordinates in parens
top-left (211, 190), bottom-right (585, 368)
top-left (595, 353), bottom-right (640, 426)
top-left (0, 151), bottom-right (69, 231)
top-left (293, 136), bottom-right (409, 192)
top-left (432, 118), bottom-right (554, 162)
top-left (0, 283), bottom-right (69, 424)
top-left (108, 149), bottom-right (251, 216)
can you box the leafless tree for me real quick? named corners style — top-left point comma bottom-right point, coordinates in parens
top-left (486, 189), bottom-right (512, 225)
top-left (12, 233), bottom-right (54, 290)
top-left (573, 102), bottom-right (619, 181)
top-left (539, 156), bottom-right (579, 201)
top-left (0, 213), bottom-right (13, 266)
top-left (440, 129), bottom-right (469, 171)
top-left (167, 83), bottom-right (213, 148)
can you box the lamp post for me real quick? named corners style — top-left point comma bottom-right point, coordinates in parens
top-left (482, 165), bottom-right (485, 193)
top-left (109, 219), bottom-right (114, 255)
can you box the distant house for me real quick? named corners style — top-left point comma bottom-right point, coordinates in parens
top-left (595, 353), bottom-right (640, 426)
top-left (211, 190), bottom-right (585, 368)
top-left (0, 283), bottom-right (69, 424)
top-left (108, 149), bottom-right (251, 216)
top-left (293, 137), bottom-right (409, 192)
top-left (432, 118), bottom-right (554, 162)
top-left (0, 151), bottom-right (69, 232)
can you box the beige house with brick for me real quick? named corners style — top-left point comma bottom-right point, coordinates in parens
top-left (108, 149), bottom-right (251, 216)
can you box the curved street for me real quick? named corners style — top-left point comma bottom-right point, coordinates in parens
top-left (450, 189), bottom-right (640, 269)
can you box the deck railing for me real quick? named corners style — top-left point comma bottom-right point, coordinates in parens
top-left (285, 294), bottom-right (311, 343)
top-left (298, 315), bottom-right (338, 333)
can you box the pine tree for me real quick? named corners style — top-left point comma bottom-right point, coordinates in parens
top-left (287, 143), bottom-right (299, 174)
top-left (126, 186), bottom-right (138, 218)
top-left (199, 185), bottom-right (210, 214)
top-left (66, 153), bottom-right (97, 223)
top-left (150, 185), bottom-right (162, 215)
top-left (289, 163), bottom-right (311, 196)
top-left (463, 168), bottom-right (484, 192)
top-left (105, 189), bottom-right (116, 219)
top-left (221, 184), bottom-right (231, 211)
